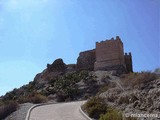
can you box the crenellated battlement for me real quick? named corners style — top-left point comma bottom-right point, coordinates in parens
top-left (96, 36), bottom-right (123, 48)
top-left (125, 52), bottom-right (132, 56)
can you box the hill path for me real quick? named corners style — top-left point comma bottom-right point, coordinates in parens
top-left (29, 101), bottom-right (87, 120)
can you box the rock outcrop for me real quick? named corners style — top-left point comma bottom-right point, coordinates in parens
top-left (47, 58), bottom-right (66, 72)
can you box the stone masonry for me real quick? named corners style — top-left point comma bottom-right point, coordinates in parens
top-left (77, 49), bottom-right (95, 71)
top-left (76, 36), bottom-right (133, 73)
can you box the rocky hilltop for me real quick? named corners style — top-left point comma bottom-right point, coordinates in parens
top-left (0, 37), bottom-right (159, 120)
top-left (0, 58), bottom-right (159, 120)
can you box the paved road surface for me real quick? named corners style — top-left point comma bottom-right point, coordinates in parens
top-left (29, 101), bottom-right (87, 120)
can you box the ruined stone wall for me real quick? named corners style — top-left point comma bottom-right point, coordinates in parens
top-left (94, 36), bottom-right (125, 70)
top-left (124, 52), bottom-right (133, 72)
top-left (77, 49), bottom-right (96, 70)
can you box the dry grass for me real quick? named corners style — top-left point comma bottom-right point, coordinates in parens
top-left (121, 72), bottom-right (157, 88)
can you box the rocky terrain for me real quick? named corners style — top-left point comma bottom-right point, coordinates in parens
top-left (0, 58), bottom-right (159, 120)
top-left (98, 72), bottom-right (160, 120)
top-left (0, 59), bottom-right (112, 119)
top-left (5, 103), bottom-right (34, 120)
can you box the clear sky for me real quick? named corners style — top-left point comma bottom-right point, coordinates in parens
top-left (0, 0), bottom-right (159, 96)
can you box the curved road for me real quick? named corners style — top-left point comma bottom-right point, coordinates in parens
top-left (29, 101), bottom-right (87, 120)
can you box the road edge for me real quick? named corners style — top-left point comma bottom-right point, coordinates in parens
top-left (79, 101), bottom-right (93, 120)
top-left (25, 100), bottom-right (88, 120)
top-left (25, 102), bottom-right (56, 120)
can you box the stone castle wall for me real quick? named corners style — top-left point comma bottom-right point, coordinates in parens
top-left (77, 49), bottom-right (96, 70)
top-left (76, 36), bottom-right (133, 73)
top-left (125, 52), bottom-right (133, 72)
top-left (94, 36), bottom-right (125, 70)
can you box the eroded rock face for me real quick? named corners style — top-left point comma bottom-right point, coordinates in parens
top-left (47, 58), bottom-right (66, 72)
top-left (33, 59), bottom-right (67, 83)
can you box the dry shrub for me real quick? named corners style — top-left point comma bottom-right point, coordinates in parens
top-left (121, 72), bottom-right (157, 88)
top-left (100, 108), bottom-right (137, 120)
top-left (117, 95), bottom-right (129, 105)
top-left (100, 108), bottom-right (123, 120)
top-left (98, 82), bottom-right (116, 95)
top-left (0, 101), bottom-right (18, 119)
top-left (17, 96), bottom-right (30, 104)
top-left (30, 94), bottom-right (48, 104)
top-left (17, 93), bottom-right (48, 104)
top-left (83, 97), bottom-right (107, 119)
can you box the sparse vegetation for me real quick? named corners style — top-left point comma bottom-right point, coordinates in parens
top-left (99, 108), bottom-right (122, 120)
top-left (0, 101), bottom-right (18, 120)
top-left (97, 82), bottom-right (116, 95)
top-left (1, 69), bottom-right (159, 119)
top-left (50, 71), bottom-right (90, 101)
top-left (99, 108), bottom-right (137, 120)
top-left (17, 92), bottom-right (48, 104)
top-left (1, 70), bottom-right (90, 105)
top-left (121, 72), bottom-right (158, 88)
top-left (79, 70), bottom-right (89, 80)
top-left (83, 97), bottom-right (107, 119)
top-left (83, 97), bottom-right (135, 120)
top-left (154, 68), bottom-right (160, 73)
top-left (29, 93), bottom-right (48, 104)
top-left (0, 100), bottom-right (4, 106)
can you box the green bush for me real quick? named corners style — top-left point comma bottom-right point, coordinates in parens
top-left (0, 101), bottom-right (18, 119)
top-left (79, 70), bottom-right (89, 80)
top-left (84, 97), bottom-right (107, 119)
top-left (99, 108), bottom-right (122, 120)
top-left (53, 72), bottom-right (81, 100)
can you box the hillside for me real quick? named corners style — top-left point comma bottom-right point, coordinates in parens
top-left (83, 72), bottom-right (160, 120)
top-left (1, 58), bottom-right (122, 102)
top-left (0, 59), bottom-right (159, 120)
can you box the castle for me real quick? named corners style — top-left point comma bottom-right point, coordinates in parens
top-left (47, 36), bottom-right (133, 74)
top-left (76, 36), bottom-right (133, 73)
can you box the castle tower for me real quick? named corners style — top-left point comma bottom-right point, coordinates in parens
top-left (124, 52), bottom-right (133, 72)
top-left (94, 36), bottom-right (126, 71)
top-left (76, 36), bottom-right (133, 73)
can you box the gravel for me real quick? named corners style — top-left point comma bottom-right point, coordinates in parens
top-left (4, 103), bottom-right (34, 120)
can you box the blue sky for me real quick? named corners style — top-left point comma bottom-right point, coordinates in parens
top-left (0, 0), bottom-right (159, 95)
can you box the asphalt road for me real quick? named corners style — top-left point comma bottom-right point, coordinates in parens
top-left (29, 101), bottom-right (87, 120)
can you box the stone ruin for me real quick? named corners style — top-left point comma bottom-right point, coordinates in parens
top-left (48, 36), bottom-right (133, 74)
top-left (77, 36), bottom-right (133, 73)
